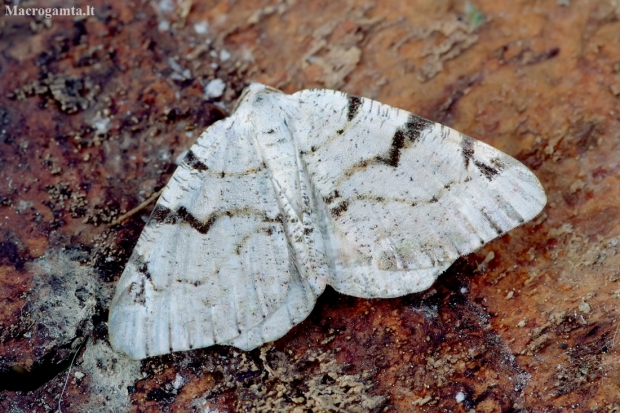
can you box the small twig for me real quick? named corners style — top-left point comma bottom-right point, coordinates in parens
top-left (110, 189), bottom-right (163, 226)
top-left (57, 338), bottom-right (86, 413)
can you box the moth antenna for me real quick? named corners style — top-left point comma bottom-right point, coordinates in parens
top-left (109, 189), bottom-right (163, 227)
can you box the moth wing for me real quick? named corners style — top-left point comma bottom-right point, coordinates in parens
top-left (293, 90), bottom-right (546, 298)
top-left (108, 118), bottom-right (316, 359)
top-left (220, 264), bottom-right (316, 350)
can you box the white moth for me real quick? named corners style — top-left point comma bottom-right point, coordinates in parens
top-left (108, 83), bottom-right (546, 360)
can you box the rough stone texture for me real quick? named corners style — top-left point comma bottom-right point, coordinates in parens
top-left (1, 0), bottom-right (619, 412)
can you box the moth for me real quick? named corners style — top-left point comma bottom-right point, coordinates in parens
top-left (109, 83), bottom-right (546, 359)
